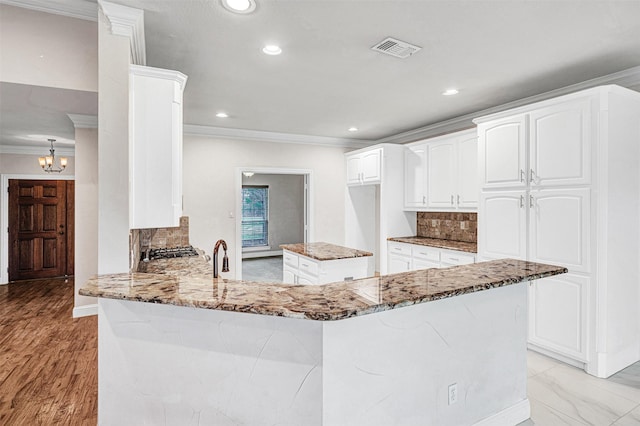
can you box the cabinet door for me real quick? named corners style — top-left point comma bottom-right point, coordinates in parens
top-left (412, 258), bottom-right (439, 271)
top-left (529, 273), bottom-right (589, 362)
top-left (361, 149), bottom-right (382, 183)
top-left (478, 115), bottom-right (527, 189)
top-left (529, 188), bottom-right (590, 273)
top-left (427, 141), bottom-right (456, 208)
top-left (283, 268), bottom-right (296, 284)
top-left (529, 98), bottom-right (592, 187)
top-left (457, 135), bottom-right (478, 209)
top-left (404, 144), bottom-right (427, 208)
top-left (388, 253), bottom-right (411, 274)
top-left (346, 155), bottom-right (361, 185)
top-left (478, 190), bottom-right (527, 261)
top-left (297, 274), bottom-right (315, 285)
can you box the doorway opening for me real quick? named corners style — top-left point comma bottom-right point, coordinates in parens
top-left (235, 168), bottom-right (312, 281)
top-left (3, 178), bottom-right (75, 283)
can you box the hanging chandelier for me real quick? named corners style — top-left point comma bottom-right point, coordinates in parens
top-left (38, 139), bottom-right (67, 173)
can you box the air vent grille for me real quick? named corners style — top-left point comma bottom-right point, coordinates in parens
top-left (371, 37), bottom-right (422, 59)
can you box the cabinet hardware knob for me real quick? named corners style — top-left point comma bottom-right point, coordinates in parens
top-left (530, 169), bottom-right (536, 183)
top-left (457, 194), bottom-right (460, 205)
top-left (520, 169), bottom-right (525, 182)
top-left (423, 195), bottom-right (426, 204)
top-left (530, 195), bottom-right (534, 208)
top-left (450, 195), bottom-right (454, 205)
top-left (520, 195), bottom-right (524, 208)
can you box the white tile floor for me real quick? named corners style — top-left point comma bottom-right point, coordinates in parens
top-left (521, 351), bottom-right (640, 425)
top-left (240, 258), bottom-right (640, 425)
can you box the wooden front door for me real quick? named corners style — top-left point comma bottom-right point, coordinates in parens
top-left (8, 180), bottom-right (74, 281)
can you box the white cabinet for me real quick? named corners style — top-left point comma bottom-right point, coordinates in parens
top-left (403, 129), bottom-right (478, 211)
top-left (404, 144), bottom-right (427, 208)
top-left (129, 65), bottom-right (188, 229)
top-left (282, 250), bottom-right (373, 285)
top-left (475, 85), bottom-right (640, 377)
top-left (346, 148), bottom-right (382, 185)
top-left (387, 241), bottom-right (476, 272)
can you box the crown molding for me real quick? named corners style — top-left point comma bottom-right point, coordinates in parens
top-left (0, 0), bottom-right (98, 21)
top-left (130, 65), bottom-right (188, 91)
top-left (68, 114), bottom-right (98, 129)
top-left (184, 124), bottom-right (373, 149)
top-left (377, 65), bottom-right (640, 145)
top-left (98, 0), bottom-right (146, 66)
top-left (0, 144), bottom-right (75, 156)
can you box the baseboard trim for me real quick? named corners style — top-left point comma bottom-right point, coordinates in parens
top-left (73, 303), bottom-right (98, 318)
top-left (590, 345), bottom-right (640, 378)
top-left (242, 249), bottom-right (282, 259)
top-left (473, 399), bottom-right (530, 426)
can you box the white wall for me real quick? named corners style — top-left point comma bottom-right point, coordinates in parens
top-left (241, 173), bottom-right (304, 253)
top-left (0, 4), bottom-right (97, 92)
top-left (97, 9), bottom-right (130, 275)
top-left (0, 153), bottom-right (76, 174)
top-left (183, 136), bottom-right (346, 278)
top-left (74, 128), bottom-right (98, 312)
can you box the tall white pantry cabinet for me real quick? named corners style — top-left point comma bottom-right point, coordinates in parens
top-left (475, 85), bottom-right (640, 378)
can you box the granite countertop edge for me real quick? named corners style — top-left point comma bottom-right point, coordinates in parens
top-left (79, 258), bottom-right (567, 321)
top-left (388, 236), bottom-right (478, 254)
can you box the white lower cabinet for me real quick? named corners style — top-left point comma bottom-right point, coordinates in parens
top-left (387, 241), bottom-right (476, 273)
top-left (528, 273), bottom-right (589, 361)
top-left (282, 250), bottom-right (373, 285)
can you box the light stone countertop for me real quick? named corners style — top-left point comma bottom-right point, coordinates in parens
top-left (80, 258), bottom-right (566, 321)
top-left (388, 236), bottom-right (478, 253)
top-left (280, 242), bottom-right (373, 261)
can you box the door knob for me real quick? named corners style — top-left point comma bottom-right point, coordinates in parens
top-left (59, 231), bottom-right (65, 235)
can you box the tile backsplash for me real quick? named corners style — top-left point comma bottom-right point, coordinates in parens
top-left (417, 212), bottom-right (477, 243)
top-left (129, 216), bottom-right (191, 272)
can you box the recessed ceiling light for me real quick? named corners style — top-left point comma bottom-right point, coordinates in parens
top-left (221, 0), bottom-right (256, 14)
top-left (348, 127), bottom-right (358, 132)
top-left (216, 112), bottom-right (229, 118)
top-left (262, 45), bottom-right (282, 55)
top-left (442, 89), bottom-right (459, 96)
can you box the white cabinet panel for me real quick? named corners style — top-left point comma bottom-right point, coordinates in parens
top-left (529, 188), bottom-right (590, 273)
top-left (427, 141), bottom-right (456, 208)
top-left (479, 191), bottom-right (527, 261)
top-left (457, 135), bottom-right (479, 209)
top-left (440, 250), bottom-right (476, 266)
top-left (529, 273), bottom-right (589, 361)
top-left (346, 148), bottom-right (382, 186)
top-left (283, 268), bottom-right (296, 284)
top-left (478, 115), bottom-right (527, 189)
top-left (529, 99), bottom-right (591, 187)
top-left (388, 253), bottom-right (411, 274)
top-left (412, 258), bottom-right (439, 270)
top-left (404, 144), bottom-right (427, 208)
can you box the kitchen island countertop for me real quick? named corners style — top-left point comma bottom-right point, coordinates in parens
top-left (388, 236), bottom-right (477, 253)
top-left (280, 241), bottom-right (373, 261)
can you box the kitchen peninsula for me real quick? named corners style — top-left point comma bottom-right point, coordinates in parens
top-left (81, 259), bottom-right (566, 425)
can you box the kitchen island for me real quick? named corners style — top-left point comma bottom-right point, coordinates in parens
top-left (81, 259), bottom-right (566, 426)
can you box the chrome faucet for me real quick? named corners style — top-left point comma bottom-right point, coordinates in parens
top-left (213, 239), bottom-right (229, 278)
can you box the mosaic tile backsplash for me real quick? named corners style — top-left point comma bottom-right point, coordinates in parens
top-left (417, 212), bottom-right (477, 243)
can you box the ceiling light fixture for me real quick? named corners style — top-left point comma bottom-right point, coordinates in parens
top-left (243, 171), bottom-right (255, 177)
top-left (38, 139), bottom-right (67, 173)
top-left (216, 112), bottom-right (229, 118)
top-left (221, 0), bottom-right (256, 14)
top-left (262, 45), bottom-right (282, 55)
top-left (443, 89), bottom-right (459, 96)
top-left (348, 127), bottom-right (359, 132)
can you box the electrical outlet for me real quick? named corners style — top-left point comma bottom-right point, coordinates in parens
top-left (448, 383), bottom-right (458, 405)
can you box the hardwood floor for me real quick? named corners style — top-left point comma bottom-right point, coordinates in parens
top-left (0, 278), bottom-right (97, 425)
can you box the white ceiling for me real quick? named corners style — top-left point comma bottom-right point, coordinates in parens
top-left (117, 0), bottom-right (640, 141)
top-left (0, 82), bottom-right (97, 147)
top-left (2, 0), bottom-right (640, 147)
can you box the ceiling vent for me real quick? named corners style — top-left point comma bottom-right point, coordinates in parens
top-left (371, 37), bottom-right (422, 59)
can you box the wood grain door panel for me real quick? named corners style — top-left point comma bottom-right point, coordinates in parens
top-left (8, 179), bottom-right (72, 281)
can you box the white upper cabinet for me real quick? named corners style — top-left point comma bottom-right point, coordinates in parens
top-left (529, 98), bottom-right (592, 187)
top-left (404, 143), bottom-right (427, 208)
top-left (129, 65), bottom-right (187, 229)
top-left (346, 148), bottom-right (382, 185)
top-left (427, 140), bottom-right (456, 208)
top-left (403, 129), bottom-right (478, 211)
top-left (478, 115), bottom-right (527, 189)
top-left (457, 134), bottom-right (479, 209)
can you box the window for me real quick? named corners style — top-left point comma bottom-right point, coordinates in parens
top-left (242, 186), bottom-right (269, 248)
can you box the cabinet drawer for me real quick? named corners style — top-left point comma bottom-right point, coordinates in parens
top-left (412, 246), bottom-right (440, 262)
top-left (283, 252), bottom-right (299, 268)
top-left (298, 258), bottom-right (319, 276)
top-left (388, 242), bottom-right (411, 257)
top-left (441, 250), bottom-right (475, 266)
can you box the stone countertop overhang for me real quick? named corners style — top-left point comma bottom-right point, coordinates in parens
top-left (80, 258), bottom-right (566, 321)
top-left (388, 236), bottom-right (477, 254)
